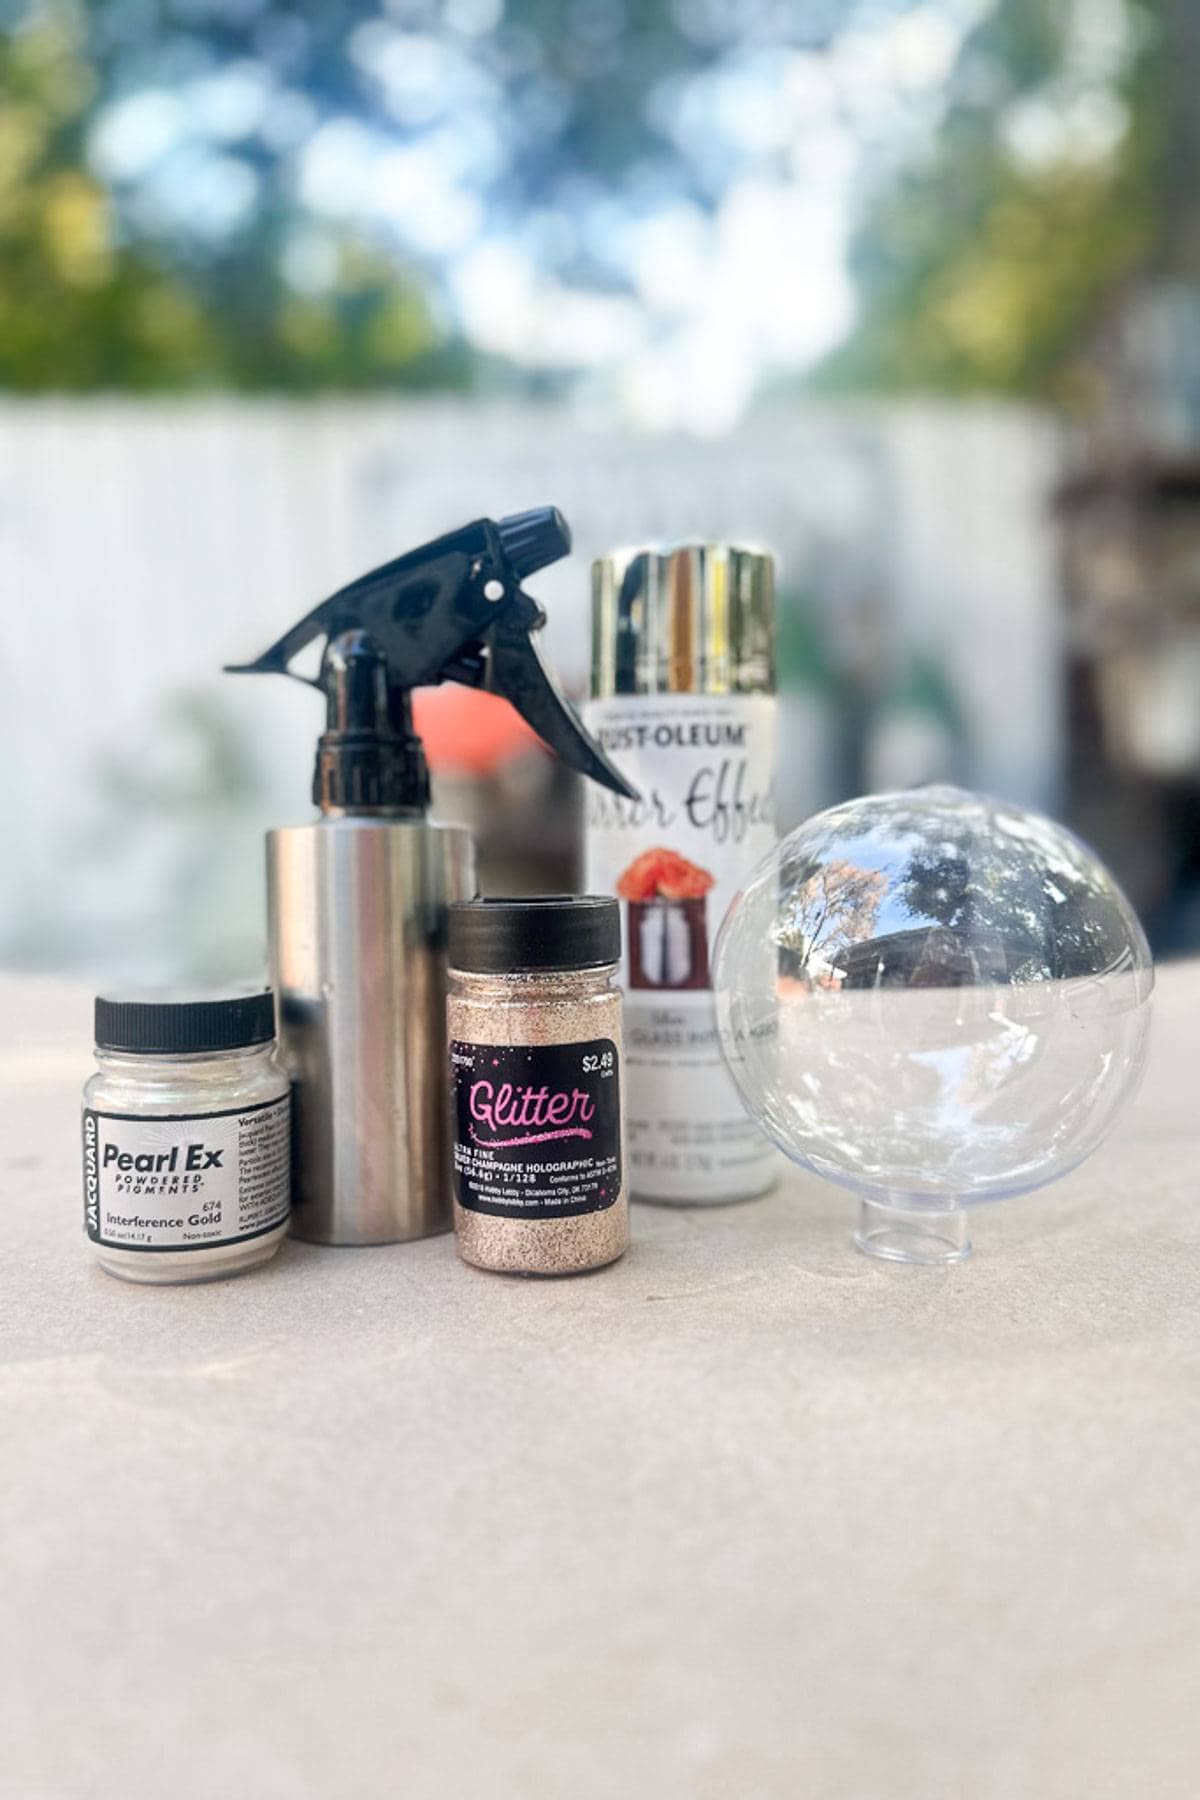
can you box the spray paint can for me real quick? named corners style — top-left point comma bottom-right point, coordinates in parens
top-left (584, 544), bottom-right (778, 1204)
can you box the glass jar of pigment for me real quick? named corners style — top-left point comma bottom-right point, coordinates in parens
top-left (83, 992), bottom-right (291, 1284)
top-left (447, 897), bottom-right (628, 1275)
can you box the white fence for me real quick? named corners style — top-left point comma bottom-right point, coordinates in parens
top-left (0, 396), bottom-right (1063, 979)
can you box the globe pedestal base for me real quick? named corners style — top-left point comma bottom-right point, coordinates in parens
top-left (854, 1198), bottom-right (971, 1266)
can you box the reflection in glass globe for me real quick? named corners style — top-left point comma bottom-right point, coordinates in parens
top-left (713, 787), bottom-right (1154, 1264)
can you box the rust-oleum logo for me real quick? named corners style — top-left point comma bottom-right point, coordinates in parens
top-left (596, 721), bottom-right (747, 753)
top-left (82, 1110), bottom-right (100, 1238)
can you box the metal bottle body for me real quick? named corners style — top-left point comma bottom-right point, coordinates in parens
top-left (268, 815), bottom-right (475, 1245)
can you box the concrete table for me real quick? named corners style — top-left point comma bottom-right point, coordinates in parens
top-left (2, 966), bottom-right (1198, 1799)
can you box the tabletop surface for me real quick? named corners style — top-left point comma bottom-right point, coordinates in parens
top-left (2, 964), bottom-right (1199, 1800)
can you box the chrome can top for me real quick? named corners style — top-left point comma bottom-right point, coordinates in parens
top-left (591, 542), bottom-right (775, 699)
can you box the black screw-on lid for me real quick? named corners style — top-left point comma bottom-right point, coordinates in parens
top-left (95, 991), bottom-right (276, 1055)
top-left (448, 896), bottom-right (620, 974)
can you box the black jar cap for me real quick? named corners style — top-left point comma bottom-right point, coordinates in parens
top-left (95, 991), bottom-right (276, 1055)
top-left (448, 896), bottom-right (620, 973)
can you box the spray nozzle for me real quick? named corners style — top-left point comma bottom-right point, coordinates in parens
top-left (225, 508), bottom-right (636, 813)
top-left (493, 507), bottom-right (572, 580)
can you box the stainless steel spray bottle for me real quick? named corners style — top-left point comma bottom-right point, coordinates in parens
top-left (267, 633), bottom-right (474, 1243)
top-left (227, 509), bottom-right (636, 1245)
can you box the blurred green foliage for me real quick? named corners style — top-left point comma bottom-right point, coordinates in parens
top-left (824, 0), bottom-right (1166, 399)
top-left (0, 0), bottom-right (1177, 396)
top-left (0, 4), bottom-right (465, 388)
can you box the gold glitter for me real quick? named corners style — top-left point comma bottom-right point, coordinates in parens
top-left (447, 969), bottom-right (629, 1276)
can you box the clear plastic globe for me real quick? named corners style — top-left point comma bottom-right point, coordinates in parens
top-left (713, 787), bottom-right (1153, 1263)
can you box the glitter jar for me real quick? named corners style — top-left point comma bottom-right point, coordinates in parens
top-left (447, 897), bottom-right (628, 1275)
top-left (82, 992), bottom-right (291, 1285)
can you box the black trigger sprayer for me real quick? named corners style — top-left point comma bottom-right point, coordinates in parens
top-left (225, 508), bottom-right (636, 1246)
